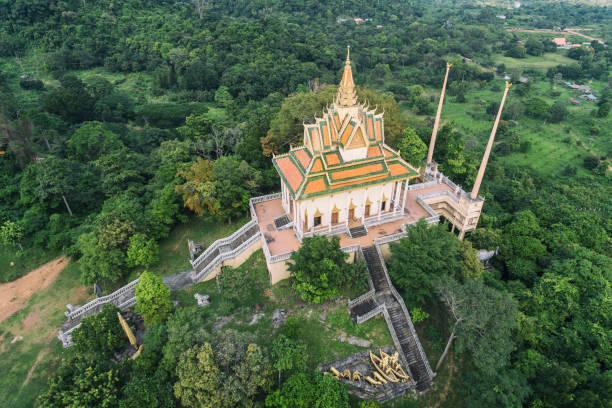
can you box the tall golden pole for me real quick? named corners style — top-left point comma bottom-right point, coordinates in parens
top-left (471, 82), bottom-right (512, 200)
top-left (426, 62), bottom-right (452, 165)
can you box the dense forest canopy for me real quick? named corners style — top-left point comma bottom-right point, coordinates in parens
top-left (0, 0), bottom-right (610, 407)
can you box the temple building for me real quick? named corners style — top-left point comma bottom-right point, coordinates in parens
top-left (185, 46), bottom-right (512, 397)
top-left (272, 47), bottom-right (420, 240)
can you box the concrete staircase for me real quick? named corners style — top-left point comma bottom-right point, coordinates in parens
top-left (349, 245), bottom-right (434, 393)
top-left (349, 225), bottom-right (368, 238)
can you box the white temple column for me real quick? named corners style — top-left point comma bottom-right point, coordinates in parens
top-left (393, 181), bottom-right (401, 213)
top-left (401, 178), bottom-right (409, 213)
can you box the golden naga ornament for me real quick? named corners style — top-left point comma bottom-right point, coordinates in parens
top-left (327, 348), bottom-right (410, 388)
top-left (369, 349), bottom-right (410, 383)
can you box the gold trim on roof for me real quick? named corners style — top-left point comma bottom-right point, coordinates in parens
top-left (314, 209), bottom-right (322, 217)
top-left (366, 197), bottom-right (372, 205)
top-left (332, 204), bottom-right (340, 212)
top-left (349, 200), bottom-right (356, 209)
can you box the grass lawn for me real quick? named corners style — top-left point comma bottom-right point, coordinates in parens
top-left (0, 246), bottom-right (60, 283)
top-left (0, 261), bottom-right (89, 408)
top-left (172, 249), bottom-right (394, 368)
top-left (129, 214), bottom-right (249, 280)
top-left (492, 52), bottom-right (576, 71)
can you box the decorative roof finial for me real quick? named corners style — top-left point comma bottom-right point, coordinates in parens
top-left (335, 45), bottom-right (358, 107)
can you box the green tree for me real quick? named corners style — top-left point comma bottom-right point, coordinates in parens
top-left (67, 121), bottom-right (123, 162)
top-left (175, 157), bottom-right (217, 216)
top-left (388, 220), bottom-right (460, 306)
top-left (71, 304), bottom-right (125, 358)
top-left (549, 101), bottom-right (568, 123)
top-left (596, 101), bottom-right (610, 118)
top-left (457, 240), bottom-right (483, 281)
top-left (0, 220), bottom-right (23, 250)
top-left (174, 343), bottom-right (223, 408)
top-left (265, 371), bottom-right (349, 408)
top-left (212, 155), bottom-right (261, 223)
top-left (288, 235), bottom-right (350, 303)
top-left (39, 354), bottom-right (124, 408)
top-left (271, 334), bottom-right (307, 385)
top-left (127, 233), bottom-right (159, 267)
top-left (135, 271), bottom-right (172, 326)
top-left (77, 231), bottom-right (126, 284)
top-left (434, 276), bottom-right (518, 374)
top-left (397, 127), bottom-right (427, 167)
top-left (175, 330), bottom-right (273, 407)
top-left (525, 97), bottom-right (550, 119)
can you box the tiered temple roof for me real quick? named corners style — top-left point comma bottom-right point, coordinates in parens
top-left (273, 47), bottom-right (418, 200)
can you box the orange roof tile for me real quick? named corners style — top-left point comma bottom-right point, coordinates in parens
top-left (311, 157), bottom-right (323, 172)
top-left (322, 122), bottom-right (331, 147)
top-left (367, 116), bottom-right (374, 140)
top-left (311, 128), bottom-right (321, 151)
top-left (383, 147), bottom-right (394, 158)
top-left (294, 149), bottom-right (311, 169)
top-left (388, 162), bottom-right (411, 177)
top-left (333, 113), bottom-right (340, 130)
top-left (331, 173), bottom-right (387, 189)
top-left (276, 156), bottom-right (303, 192)
top-left (331, 163), bottom-right (384, 181)
top-left (325, 152), bottom-right (340, 165)
top-left (367, 145), bottom-right (382, 158)
top-left (304, 178), bottom-right (326, 195)
top-left (375, 119), bottom-right (382, 141)
top-left (340, 122), bottom-right (355, 145)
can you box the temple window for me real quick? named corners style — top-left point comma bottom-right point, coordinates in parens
top-left (314, 216), bottom-right (322, 227)
top-left (381, 200), bottom-right (387, 211)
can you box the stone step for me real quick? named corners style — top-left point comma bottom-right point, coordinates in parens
top-left (349, 225), bottom-right (368, 238)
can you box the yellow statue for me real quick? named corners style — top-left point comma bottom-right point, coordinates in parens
top-left (352, 370), bottom-right (363, 382)
top-left (130, 344), bottom-right (144, 360)
top-left (364, 375), bottom-right (382, 387)
top-left (370, 349), bottom-right (410, 383)
top-left (329, 366), bottom-right (342, 379)
top-left (117, 312), bottom-right (138, 351)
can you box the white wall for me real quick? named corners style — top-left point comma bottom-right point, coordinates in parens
top-left (299, 181), bottom-right (397, 229)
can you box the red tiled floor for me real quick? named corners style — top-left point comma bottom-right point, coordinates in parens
top-left (254, 182), bottom-right (455, 255)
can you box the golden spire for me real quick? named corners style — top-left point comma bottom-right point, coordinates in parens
top-left (335, 45), bottom-right (358, 107)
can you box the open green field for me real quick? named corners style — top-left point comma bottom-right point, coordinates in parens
top-left (0, 246), bottom-right (59, 283)
top-left (406, 76), bottom-right (610, 178)
top-left (492, 52), bottom-right (576, 71)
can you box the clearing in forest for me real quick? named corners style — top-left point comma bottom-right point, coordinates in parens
top-left (0, 256), bottom-right (70, 323)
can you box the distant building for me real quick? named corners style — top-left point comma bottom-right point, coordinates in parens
top-left (337, 18), bottom-right (348, 23)
top-left (519, 76), bottom-right (529, 83)
top-left (376, 25), bottom-right (383, 29)
top-left (553, 37), bottom-right (567, 47)
top-left (496, 15), bottom-right (506, 19)
top-left (580, 94), bottom-right (598, 102)
top-left (514, 1), bottom-right (521, 8)
top-left (570, 43), bottom-right (582, 48)
top-left (354, 18), bottom-right (364, 24)
top-left (569, 98), bottom-right (581, 105)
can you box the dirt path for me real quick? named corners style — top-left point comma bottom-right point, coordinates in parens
top-left (22, 350), bottom-right (48, 387)
top-left (506, 28), bottom-right (605, 45)
top-left (0, 256), bottom-right (70, 323)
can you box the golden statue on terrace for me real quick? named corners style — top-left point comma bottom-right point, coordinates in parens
top-left (370, 349), bottom-right (410, 383)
